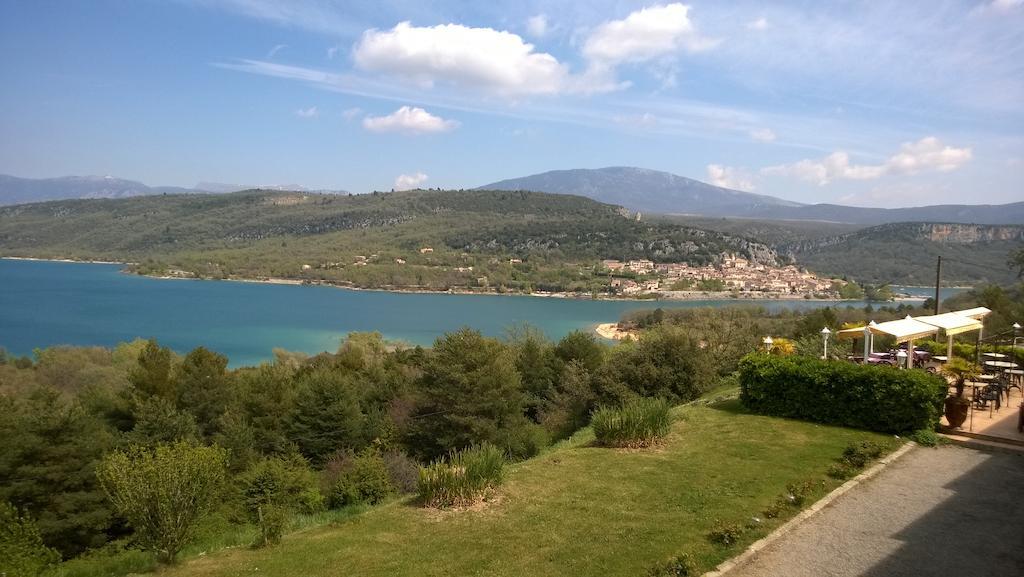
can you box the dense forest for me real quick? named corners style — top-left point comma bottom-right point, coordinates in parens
top-left (0, 190), bottom-right (778, 294)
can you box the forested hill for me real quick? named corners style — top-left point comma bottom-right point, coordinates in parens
top-left (782, 222), bottom-right (1024, 285)
top-left (0, 189), bottom-right (778, 293)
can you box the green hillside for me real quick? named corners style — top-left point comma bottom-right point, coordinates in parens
top-left (0, 190), bottom-right (777, 293)
top-left (155, 401), bottom-right (893, 577)
top-left (653, 216), bottom-right (1022, 285)
top-left (783, 222), bottom-right (1023, 285)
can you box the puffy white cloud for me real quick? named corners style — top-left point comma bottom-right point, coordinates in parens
top-left (582, 3), bottom-right (717, 67)
top-left (526, 14), bottom-right (549, 38)
top-left (353, 21), bottom-right (614, 96)
top-left (706, 164), bottom-right (755, 191)
top-left (341, 107), bottom-right (363, 121)
top-left (749, 127), bottom-right (776, 142)
top-left (362, 106), bottom-right (459, 134)
top-left (746, 17), bottom-right (769, 31)
top-left (762, 137), bottom-right (972, 185)
top-left (394, 172), bottom-right (428, 191)
top-left (294, 106), bottom-right (318, 118)
top-left (886, 136), bottom-right (973, 174)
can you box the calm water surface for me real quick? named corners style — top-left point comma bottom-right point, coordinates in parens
top-left (0, 259), bottom-right (967, 367)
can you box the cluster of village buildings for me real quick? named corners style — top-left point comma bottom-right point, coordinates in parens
top-left (600, 254), bottom-right (837, 296)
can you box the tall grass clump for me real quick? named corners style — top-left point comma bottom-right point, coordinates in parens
top-left (592, 397), bottom-right (672, 448)
top-left (417, 443), bottom-right (505, 508)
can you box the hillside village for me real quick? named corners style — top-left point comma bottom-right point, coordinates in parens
top-left (601, 254), bottom-right (838, 297)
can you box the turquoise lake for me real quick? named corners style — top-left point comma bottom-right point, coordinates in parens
top-left (0, 259), bottom-right (967, 367)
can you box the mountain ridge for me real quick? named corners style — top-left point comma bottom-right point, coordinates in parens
top-left (0, 174), bottom-right (347, 205)
top-left (480, 167), bottom-right (1024, 225)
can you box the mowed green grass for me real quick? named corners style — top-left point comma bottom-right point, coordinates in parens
top-left (165, 401), bottom-right (896, 577)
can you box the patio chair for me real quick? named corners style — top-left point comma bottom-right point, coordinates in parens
top-left (974, 384), bottom-right (1002, 417)
top-left (1003, 371), bottom-right (1022, 399)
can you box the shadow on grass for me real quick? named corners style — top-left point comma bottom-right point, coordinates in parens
top-left (706, 398), bottom-right (750, 415)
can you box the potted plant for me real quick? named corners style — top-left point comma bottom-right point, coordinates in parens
top-left (940, 358), bottom-right (980, 428)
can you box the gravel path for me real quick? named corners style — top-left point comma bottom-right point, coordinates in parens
top-left (730, 445), bottom-right (1024, 577)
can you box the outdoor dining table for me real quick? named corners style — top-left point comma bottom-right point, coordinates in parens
top-left (983, 352), bottom-right (1008, 359)
top-left (984, 360), bottom-right (1019, 370)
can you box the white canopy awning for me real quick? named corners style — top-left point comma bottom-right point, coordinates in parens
top-left (915, 312), bottom-right (984, 336)
top-left (836, 326), bottom-right (870, 340)
top-left (951, 307), bottom-right (992, 320)
top-left (866, 316), bottom-right (939, 342)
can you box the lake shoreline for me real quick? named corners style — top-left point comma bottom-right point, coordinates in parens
top-left (0, 255), bottom-right (936, 304)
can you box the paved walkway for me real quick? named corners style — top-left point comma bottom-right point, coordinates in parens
top-left (730, 445), bottom-right (1024, 577)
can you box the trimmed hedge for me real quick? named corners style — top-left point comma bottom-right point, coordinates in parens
top-left (738, 354), bottom-right (946, 433)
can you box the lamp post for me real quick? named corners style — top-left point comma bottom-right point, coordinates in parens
top-left (1013, 322), bottom-right (1022, 351)
top-left (821, 327), bottom-right (831, 359)
top-left (896, 349), bottom-right (908, 370)
top-left (763, 336), bottom-right (773, 353)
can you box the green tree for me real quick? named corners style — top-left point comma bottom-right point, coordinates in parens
top-left (129, 339), bottom-right (175, 401)
top-left (553, 330), bottom-right (606, 373)
top-left (235, 364), bottom-right (299, 456)
top-left (287, 368), bottom-right (369, 465)
top-left (0, 502), bottom-right (61, 577)
top-left (600, 325), bottom-right (714, 402)
top-left (538, 360), bottom-right (597, 440)
top-left (405, 328), bottom-right (529, 460)
top-left (96, 441), bottom-right (228, 564)
top-left (237, 455), bottom-right (323, 547)
top-left (0, 388), bottom-right (117, 557)
top-left (507, 326), bottom-right (561, 421)
top-left (127, 396), bottom-right (200, 446)
top-left (174, 346), bottom-right (232, 437)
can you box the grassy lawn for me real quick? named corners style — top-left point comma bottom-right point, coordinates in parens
top-left (159, 400), bottom-right (897, 577)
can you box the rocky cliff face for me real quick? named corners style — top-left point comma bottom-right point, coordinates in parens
top-left (781, 222), bottom-right (1024, 256)
top-left (924, 223), bottom-right (1024, 243)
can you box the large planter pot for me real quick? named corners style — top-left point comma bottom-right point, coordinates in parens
top-left (944, 396), bottom-right (970, 429)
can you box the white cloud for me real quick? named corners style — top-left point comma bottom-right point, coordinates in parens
top-left (526, 14), bottom-right (549, 38)
top-left (746, 17), bottom-right (769, 31)
top-left (762, 137), bottom-right (972, 185)
top-left (294, 106), bottom-right (318, 118)
top-left (394, 172), bottom-right (428, 190)
top-left (974, 0), bottom-right (1023, 14)
top-left (706, 164), bottom-right (755, 191)
top-left (342, 107), bottom-right (363, 121)
top-left (582, 3), bottom-right (718, 67)
top-left (362, 106), bottom-right (459, 134)
top-left (749, 128), bottom-right (776, 142)
top-left (266, 43), bottom-right (287, 59)
top-left (353, 21), bottom-right (617, 96)
top-left (886, 136), bottom-right (974, 174)
top-left (614, 112), bottom-right (658, 127)
top-left (326, 45), bottom-right (341, 60)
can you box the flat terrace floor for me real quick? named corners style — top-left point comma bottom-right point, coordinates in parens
top-left (946, 383), bottom-right (1024, 444)
top-left (729, 445), bottom-right (1024, 577)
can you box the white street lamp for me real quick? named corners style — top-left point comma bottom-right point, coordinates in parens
top-left (896, 349), bottom-right (908, 370)
top-left (821, 327), bottom-right (831, 359)
top-left (1014, 322), bottom-right (1022, 351)
top-left (763, 336), bottom-right (773, 353)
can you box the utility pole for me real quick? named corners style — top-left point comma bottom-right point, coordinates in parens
top-left (934, 256), bottom-right (941, 315)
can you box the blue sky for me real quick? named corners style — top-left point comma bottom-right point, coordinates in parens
top-left (0, 0), bottom-right (1021, 207)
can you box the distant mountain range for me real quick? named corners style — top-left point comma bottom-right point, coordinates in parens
top-left (4, 169), bottom-right (1021, 225)
top-left (480, 167), bottom-right (1024, 225)
top-left (0, 175), bottom-right (346, 205)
